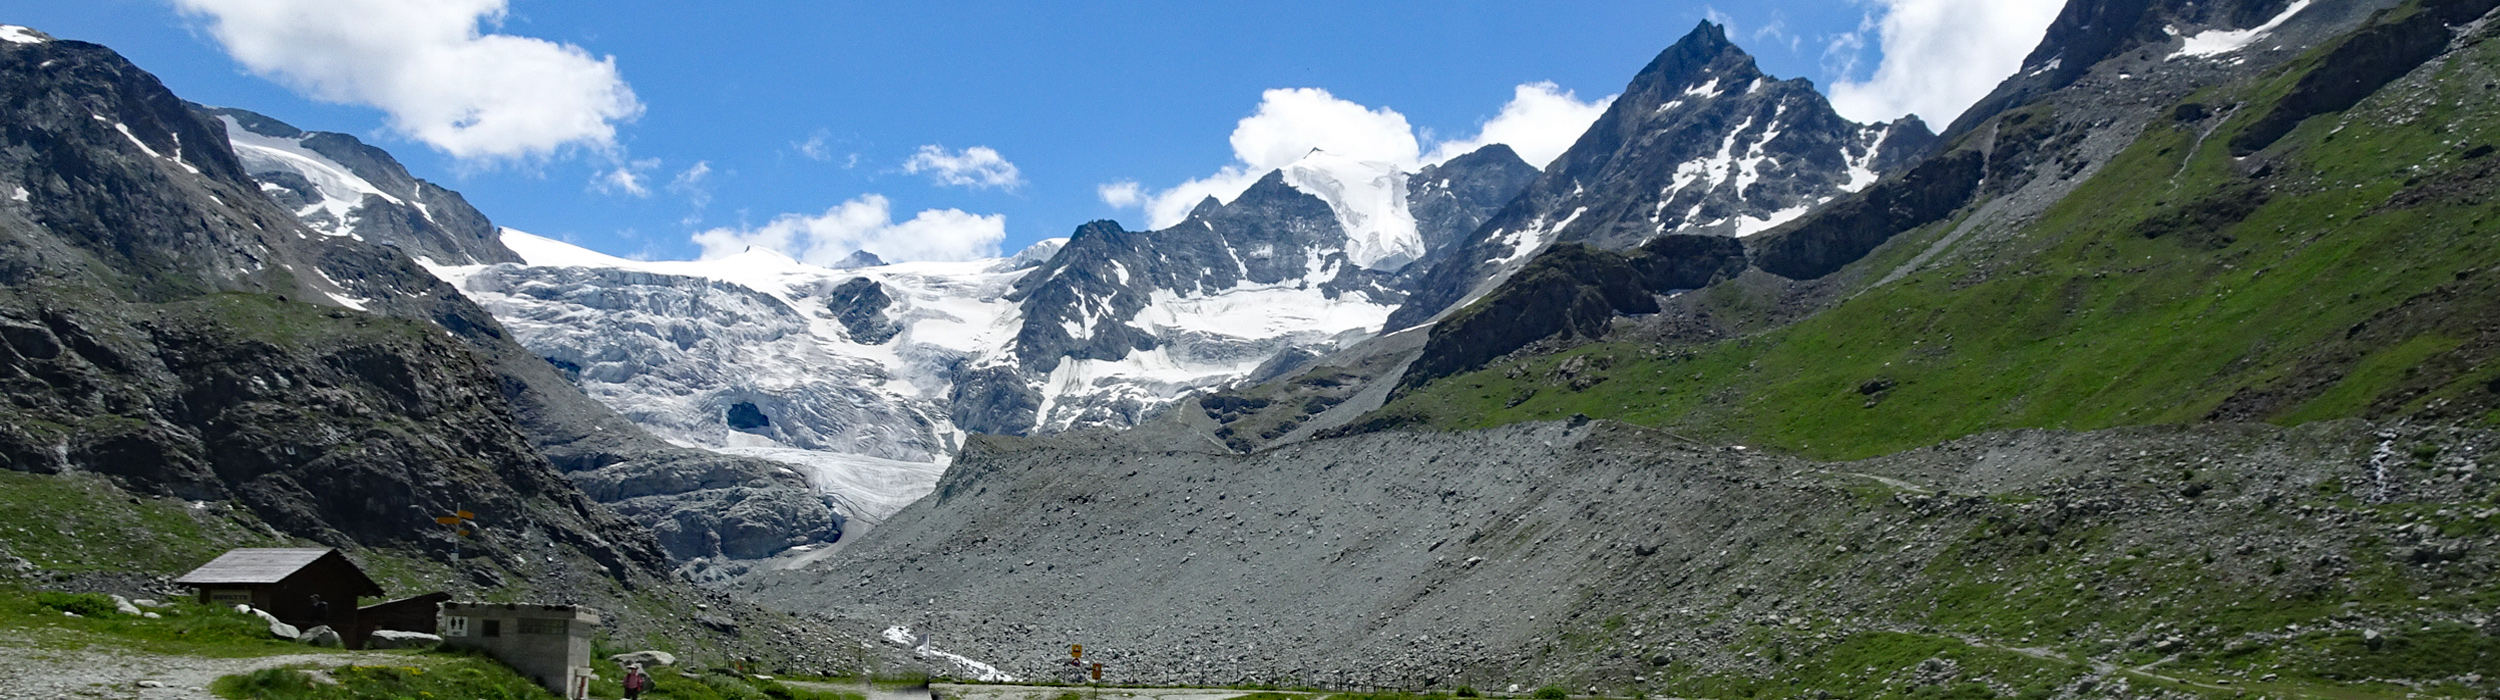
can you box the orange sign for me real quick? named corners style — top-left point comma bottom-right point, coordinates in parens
top-left (456, 510), bottom-right (476, 519)
top-left (1070, 644), bottom-right (1082, 658)
top-left (1090, 663), bottom-right (1102, 680)
top-left (435, 516), bottom-right (462, 525)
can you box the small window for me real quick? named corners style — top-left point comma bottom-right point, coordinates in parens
top-left (444, 616), bottom-right (470, 637)
top-left (208, 589), bottom-right (252, 606)
top-left (519, 618), bottom-right (567, 635)
top-left (482, 619), bottom-right (501, 638)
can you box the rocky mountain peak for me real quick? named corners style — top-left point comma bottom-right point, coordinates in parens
top-left (1384, 21), bottom-right (1930, 329)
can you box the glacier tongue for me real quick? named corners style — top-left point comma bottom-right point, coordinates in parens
top-left (1280, 150), bottom-right (1422, 271)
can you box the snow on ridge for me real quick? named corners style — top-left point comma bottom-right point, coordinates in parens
top-left (2170, 0), bottom-right (2310, 59)
top-left (221, 116), bottom-right (401, 236)
top-left (0, 25), bottom-right (48, 45)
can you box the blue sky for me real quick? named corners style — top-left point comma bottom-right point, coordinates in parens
top-left (2, 1), bottom-right (2063, 263)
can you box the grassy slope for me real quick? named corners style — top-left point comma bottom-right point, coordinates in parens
top-left (1378, 16), bottom-right (2500, 461)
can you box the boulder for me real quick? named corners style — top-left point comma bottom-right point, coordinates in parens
top-left (368, 630), bottom-right (444, 650)
top-left (296, 625), bottom-right (343, 648)
top-left (109, 594), bottom-right (142, 616)
top-left (237, 605), bottom-right (299, 639)
top-left (610, 650), bottom-right (678, 667)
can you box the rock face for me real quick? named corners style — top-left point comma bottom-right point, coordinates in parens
top-left (0, 34), bottom-right (830, 579)
top-left (1398, 235), bottom-right (1747, 388)
top-left (1387, 21), bottom-right (1934, 331)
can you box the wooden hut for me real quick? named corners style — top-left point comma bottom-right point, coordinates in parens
top-left (175, 548), bottom-right (384, 644)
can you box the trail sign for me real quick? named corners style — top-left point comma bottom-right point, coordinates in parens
top-left (1090, 663), bottom-right (1102, 680)
top-left (1070, 644), bottom-right (1082, 658)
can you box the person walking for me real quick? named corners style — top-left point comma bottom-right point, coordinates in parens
top-left (308, 594), bottom-right (329, 625)
top-left (622, 663), bottom-right (650, 700)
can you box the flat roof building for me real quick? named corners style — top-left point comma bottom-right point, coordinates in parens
top-left (440, 602), bottom-right (600, 700)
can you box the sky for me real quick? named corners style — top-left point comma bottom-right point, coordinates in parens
top-left (1, 1), bottom-right (2063, 264)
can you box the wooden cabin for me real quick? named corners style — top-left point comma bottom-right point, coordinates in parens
top-left (174, 548), bottom-right (384, 644)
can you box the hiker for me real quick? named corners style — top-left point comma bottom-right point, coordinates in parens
top-left (309, 594), bottom-right (329, 624)
top-left (622, 663), bottom-right (650, 700)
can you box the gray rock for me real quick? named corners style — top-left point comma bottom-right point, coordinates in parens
top-left (109, 594), bottom-right (141, 616)
top-left (296, 625), bottom-right (342, 648)
top-left (610, 650), bottom-right (678, 667)
top-left (368, 630), bottom-right (444, 650)
top-left (237, 606), bottom-right (299, 639)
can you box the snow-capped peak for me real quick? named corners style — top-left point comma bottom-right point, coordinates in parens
top-left (1279, 149), bottom-right (1422, 271)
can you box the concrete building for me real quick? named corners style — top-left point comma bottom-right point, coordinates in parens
top-left (174, 548), bottom-right (383, 643)
top-left (440, 602), bottom-right (600, 699)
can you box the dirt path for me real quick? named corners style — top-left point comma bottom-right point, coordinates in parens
top-left (0, 631), bottom-right (416, 700)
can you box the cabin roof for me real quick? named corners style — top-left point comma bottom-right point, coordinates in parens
top-left (174, 548), bottom-right (384, 595)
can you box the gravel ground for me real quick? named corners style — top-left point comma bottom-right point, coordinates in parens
top-left (740, 418), bottom-right (2500, 693)
top-left (0, 630), bottom-right (417, 700)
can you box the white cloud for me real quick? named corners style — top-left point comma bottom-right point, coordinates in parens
top-left (1422, 82), bottom-right (1615, 168)
top-left (904, 145), bottom-right (1025, 190)
top-left (668, 161), bottom-right (712, 205)
top-left (172, 0), bottom-right (641, 160)
top-left (794, 129), bottom-right (834, 161)
top-left (1827, 0), bottom-right (2065, 125)
top-left (689, 195), bottom-right (1005, 264)
top-left (1097, 181), bottom-right (1145, 208)
top-left (592, 157), bottom-right (659, 197)
top-left (1102, 85), bottom-right (1608, 230)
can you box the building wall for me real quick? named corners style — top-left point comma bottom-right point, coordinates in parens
top-left (440, 603), bottom-right (598, 700)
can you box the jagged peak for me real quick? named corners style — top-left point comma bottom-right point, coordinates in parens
top-left (1188, 195), bottom-right (1224, 220)
top-left (1629, 20), bottom-right (1765, 96)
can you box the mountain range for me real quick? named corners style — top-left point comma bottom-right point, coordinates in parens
top-left (7, 0), bottom-right (2500, 695)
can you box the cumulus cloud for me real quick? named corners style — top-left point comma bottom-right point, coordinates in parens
top-left (172, 0), bottom-right (641, 160)
top-left (1827, 0), bottom-right (2065, 125)
top-left (1422, 82), bottom-right (1615, 168)
top-left (1102, 85), bottom-right (1608, 230)
top-left (1097, 181), bottom-right (1145, 208)
top-left (904, 145), bottom-right (1025, 190)
top-left (689, 195), bottom-right (1005, 264)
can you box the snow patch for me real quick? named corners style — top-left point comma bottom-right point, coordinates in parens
top-left (1735, 203), bottom-right (1815, 237)
top-left (115, 123), bottom-right (200, 175)
top-left (0, 26), bottom-right (47, 45)
top-left (719, 447), bottom-right (949, 523)
top-left (1683, 79), bottom-right (1722, 99)
top-left (2171, 0), bottom-right (2309, 59)
top-left (881, 626), bottom-right (1015, 682)
top-left (9, 187), bottom-right (25, 203)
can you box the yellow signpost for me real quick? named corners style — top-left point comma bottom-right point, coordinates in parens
top-left (439, 508), bottom-right (478, 560)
